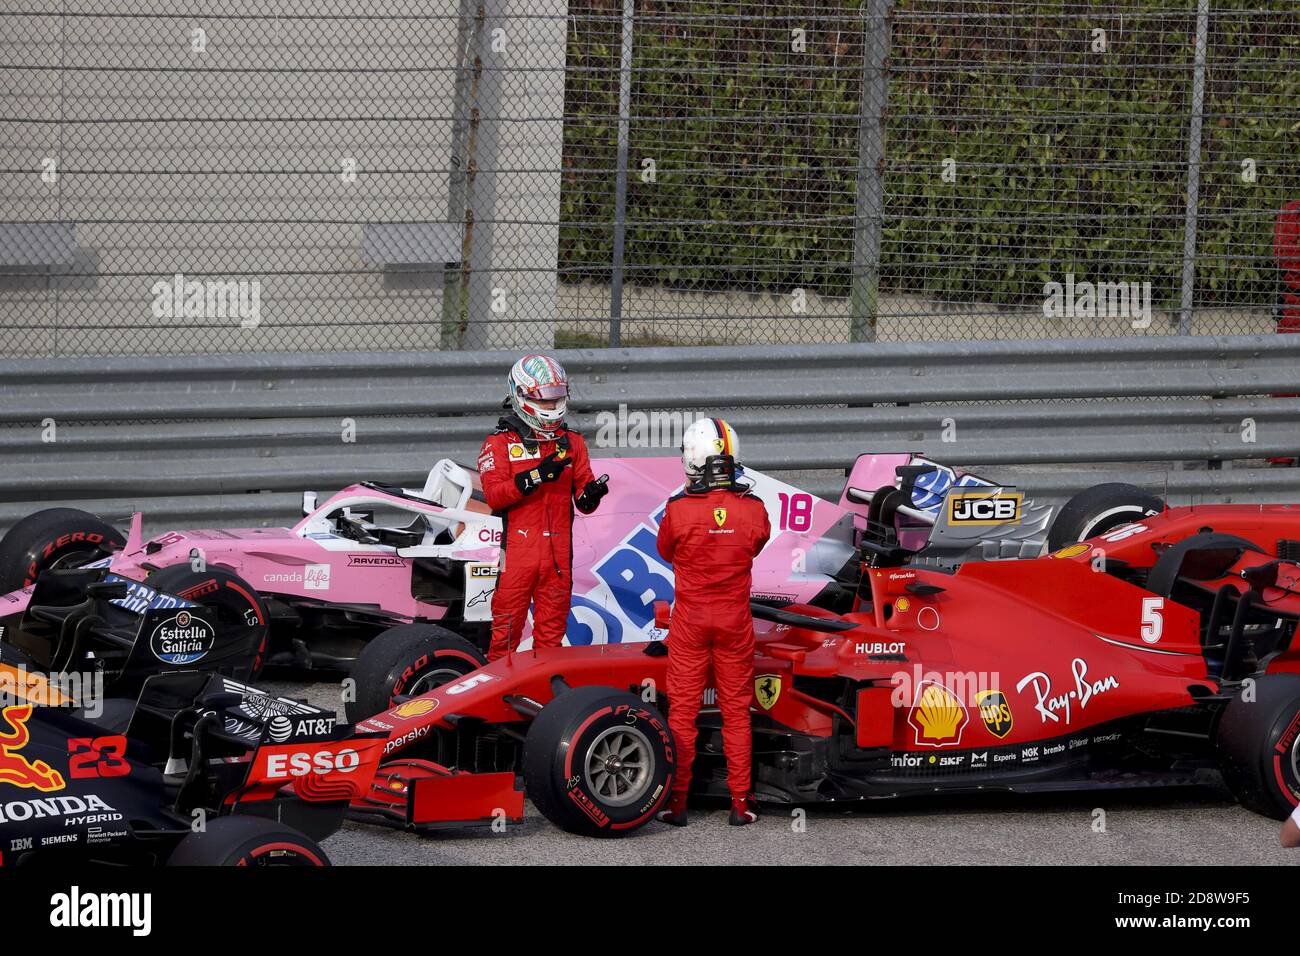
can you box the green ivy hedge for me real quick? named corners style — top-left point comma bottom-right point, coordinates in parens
top-left (559, 0), bottom-right (1300, 306)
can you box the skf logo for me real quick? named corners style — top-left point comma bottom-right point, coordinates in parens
top-left (976, 690), bottom-right (1014, 739)
top-left (713, 508), bottom-right (727, 528)
top-left (906, 681), bottom-right (969, 748)
top-left (0, 705), bottom-right (66, 792)
top-left (948, 492), bottom-right (1022, 525)
top-left (754, 674), bottom-right (782, 711)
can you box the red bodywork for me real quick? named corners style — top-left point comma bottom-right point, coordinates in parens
top-left (349, 503), bottom-right (1300, 827)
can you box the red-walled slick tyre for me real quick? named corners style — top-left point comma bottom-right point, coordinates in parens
top-left (0, 508), bottom-right (125, 592)
top-left (167, 816), bottom-right (329, 866)
top-left (524, 685), bottom-right (674, 838)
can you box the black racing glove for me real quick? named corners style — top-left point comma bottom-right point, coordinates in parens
top-left (514, 453), bottom-right (571, 496)
top-left (515, 466), bottom-right (543, 495)
top-left (575, 475), bottom-right (609, 514)
top-left (539, 452), bottom-right (572, 483)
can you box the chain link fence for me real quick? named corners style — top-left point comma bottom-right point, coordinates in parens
top-left (1, 0), bottom-right (1297, 356)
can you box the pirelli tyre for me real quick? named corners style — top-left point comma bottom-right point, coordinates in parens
top-left (1046, 482), bottom-right (1165, 552)
top-left (167, 815), bottom-right (329, 866)
top-left (148, 564), bottom-right (270, 676)
top-left (523, 686), bottom-right (674, 838)
top-left (0, 508), bottom-right (126, 592)
top-left (345, 623), bottom-right (487, 723)
top-left (1216, 673), bottom-right (1300, 820)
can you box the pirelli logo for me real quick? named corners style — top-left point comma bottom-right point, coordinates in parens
top-left (947, 491), bottom-right (1023, 525)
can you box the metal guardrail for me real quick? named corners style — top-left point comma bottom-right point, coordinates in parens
top-left (0, 335), bottom-right (1297, 532)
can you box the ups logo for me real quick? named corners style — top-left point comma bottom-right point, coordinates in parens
top-left (976, 689), bottom-right (1014, 739)
top-left (948, 492), bottom-right (1022, 525)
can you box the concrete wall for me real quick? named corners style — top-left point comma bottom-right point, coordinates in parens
top-left (0, 0), bottom-right (566, 357)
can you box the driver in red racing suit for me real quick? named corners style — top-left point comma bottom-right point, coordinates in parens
top-left (655, 418), bottom-right (769, 827)
top-left (478, 355), bottom-right (607, 661)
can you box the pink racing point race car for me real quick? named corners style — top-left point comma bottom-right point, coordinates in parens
top-left (0, 458), bottom-right (859, 682)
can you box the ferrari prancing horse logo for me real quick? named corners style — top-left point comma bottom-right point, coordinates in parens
top-left (754, 674), bottom-right (781, 710)
top-left (713, 508), bottom-right (727, 528)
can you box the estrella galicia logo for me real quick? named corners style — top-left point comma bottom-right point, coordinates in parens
top-left (149, 610), bottom-right (215, 665)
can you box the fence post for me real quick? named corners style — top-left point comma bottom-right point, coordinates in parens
top-left (609, 0), bottom-right (636, 347)
top-left (441, 0), bottom-right (502, 351)
top-left (849, 0), bottom-right (892, 344)
top-left (1179, 0), bottom-right (1210, 336)
top-left (440, 0), bottom-right (477, 349)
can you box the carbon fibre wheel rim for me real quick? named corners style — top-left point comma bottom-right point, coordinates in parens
top-left (583, 725), bottom-right (654, 808)
top-left (407, 666), bottom-right (467, 697)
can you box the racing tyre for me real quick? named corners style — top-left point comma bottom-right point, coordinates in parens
top-left (166, 815), bottom-right (329, 866)
top-left (148, 564), bottom-right (271, 675)
top-left (1046, 482), bottom-right (1165, 551)
top-left (345, 623), bottom-right (486, 722)
top-left (1216, 673), bottom-right (1300, 819)
top-left (0, 508), bottom-right (125, 592)
top-left (523, 685), bottom-right (674, 838)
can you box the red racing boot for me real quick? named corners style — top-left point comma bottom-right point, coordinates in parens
top-left (728, 796), bottom-right (759, 826)
top-left (656, 793), bottom-right (689, 828)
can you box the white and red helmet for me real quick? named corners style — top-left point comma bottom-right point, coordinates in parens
top-left (508, 354), bottom-right (569, 437)
top-left (682, 417), bottom-right (740, 479)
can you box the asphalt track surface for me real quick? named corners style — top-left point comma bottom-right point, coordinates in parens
top-left (265, 679), bottom-right (1297, 867)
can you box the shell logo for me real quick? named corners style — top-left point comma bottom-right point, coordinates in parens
top-left (1051, 543), bottom-right (1091, 559)
top-left (394, 698), bottom-right (438, 719)
top-left (906, 681), bottom-right (969, 748)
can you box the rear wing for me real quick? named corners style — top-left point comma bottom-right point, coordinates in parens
top-left (124, 672), bottom-right (386, 830)
top-left (915, 485), bottom-right (1055, 565)
top-left (15, 569), bottom-right (261, 685)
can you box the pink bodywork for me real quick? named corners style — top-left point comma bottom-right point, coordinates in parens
top-left (0, 457), bottom-right (858, 648)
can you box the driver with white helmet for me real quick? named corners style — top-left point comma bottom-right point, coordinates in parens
top-left (477, 355), bottom-right (608, 660)
top-left (655, 418), bottom-right (769, 826)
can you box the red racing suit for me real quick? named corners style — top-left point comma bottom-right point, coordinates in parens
top-left (478, 418), bottom-right (595, 660)
top-left (656, 484), bottom-right (769, 802)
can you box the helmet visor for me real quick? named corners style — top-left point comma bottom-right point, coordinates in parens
top-left (522, 382), bottom-right (568, 401)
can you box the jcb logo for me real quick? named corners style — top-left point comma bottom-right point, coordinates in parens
top-left (948, 492), bottom-right (1022, 525)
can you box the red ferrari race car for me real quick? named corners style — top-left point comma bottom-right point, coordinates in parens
top-left (340, 494), bottom-right (1300, 837)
